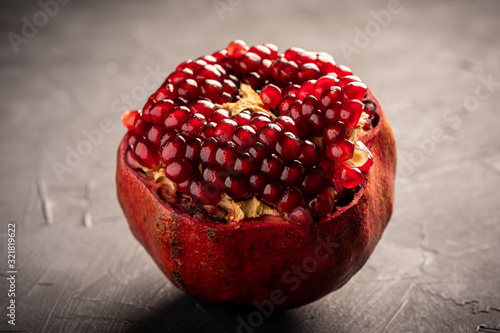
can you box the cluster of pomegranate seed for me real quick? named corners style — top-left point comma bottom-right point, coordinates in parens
top-left (122, 40), bottom-right (378, 225)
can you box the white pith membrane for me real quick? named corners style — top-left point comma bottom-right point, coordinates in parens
top-left (139, 84), bottom-right (371, 223)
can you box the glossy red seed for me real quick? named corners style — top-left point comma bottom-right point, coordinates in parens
top-left (280, 160), bottom-right (306, 186)
top-left (248, 45), bottom-right (271, 59)
top-left (301, 95), bottom-right (319, 119)
top-left (133, 137), bottom-right (160, 169)
top-left (270, 57), bottom-right (287, 80)
top-left (189, 100), bottom-right (215, 118)
top-left (154, 84), bottom-right (176, 101)
top-left (209, 109), bottom-right (230, 123)
top-left (195, 64), bottom-right (221, 81)
top-left (241, 72), bottom-right (262, 90)
top-left (284, 47), bottom-right (305, 60)
top-left (126, 131), bottom-right (139, 147)
top-left (147, 100), bottom-right (175, 124)
top-left (233, 153), bottom-right (256, 177)
top-left (201, 121), bottom-right (216, 140)
top-left (185, 137), bottom-right (202, 166)
top-left (308, 110), bottom-right (326, 136)
top-left (325, 139), bottom-right (355, 163)
top-left (201, 55), bottom-right (217, 64)
top-left (294, 51), bottom-right (317, 65)
top-left (142, 97), bottom-right (156, 121)
top-left (323, 121), bottom-right (349, 145)
top-left (220, 57), bottom-right (236, 72)
top-left (343, 82), bottom-right (367, 100)
top-left (133, 117), bottom-right (151, 136)
top-left (179, 59), bottom-right (204, 72)
top-left (334, 65), bottom-right (353, 78)
top-left (297, 63), bottom-right (321, 83)
top-left (250, 115), bottom-right (272, 132)
top-left (147, 124), bottom-right (164, 147)
top-left (297, 140), bottom-right (321, 168)
top-left (222, 79), bottom-right (238, 97)
top-left (277, 187), bottom-right (303, 213)
top-left (164, 106), bottom-right (190, 129)
top-left (258, 123), bottom-right (283, 150)
top-left (159, 134), bottom-right (186, 164)
top-left (251, 111), bottom-right (272, 119)
top-left (324, 102), bottom-right (342, 124)
top-left (356, 142), bottom-right (374, 172)
top-left (165, 159), bottom-right (193, 183)
top-left (334, 163), bottom-right (364, 189)
top-left (212, 49), bottom-right (227, 61)
top-left (200, 137), bottom-right (219, 165)
top-left (261, 183), bottom-right (284, 205)
top-left (167, 68), bottom-right (193, 85)
top-left (203, 165), bottom-right (227, 191)
top-left (283, 84), bottom-right (301, 97)
top-left (261, 154), bottom-right (284, 180)
top-left (231, 112), bottom-right (251, 126)
top-left (278, 61), bottom-right (298, 82)
top-left (215, 92), bottom-right (233, 104)
top-left (260, 84), bottom-right (282, 109)
top-left (224, 176), bottom-right (250, 199)
top-left (289, 99), bottom-right (309, 136)
top-left (124, 145), bottom-right (141, 169)
top-left (288, 207), bottom-right (313, 226)
top-left (278, 95), bottom-right (296, 116)
top-left (249, 173), bottom-right (267, 194)
top-left (300, 166), bottom-right (326, 197)
top-left (316, 58), bottom-right (337, 75)
top-left (175, 179), bottom-right (191, 194)
top-left (232, 125), bottom-right (257, 152)
top-left (264, 43), bottom-right (278, 59)
top-left (227, 40), bottom-right (248, 57)
top-left (237, 52), bottom-right (261, 74)
top-left (339, 99), bottom-right (364, 128)
top-left (275, 132), bottom-right (301, 161)
top-left (173, 97), bottom-right (188, 107)
top-left (248, 142), bottom-right (269, 163)
top-left (320, 86), bottom-right (342, 109)
top-left (122, 110), bottom-right (138, 130)
top-left (181, 113), bottom-right (206, 138)
top-left (313, 75), bottom-right (339, 99)
top-left (190, 178), bottom-right (221, 206)
top-left (256, 59), bottom-right (272, 80)
top-left (159, 128), bottom-right (177, 147)
top-left (338, 75), bottom-right (362, 88)
top-left (199, 79), bottom-right (222, 100)
top-left (297, 80), bottom-right (316, 101)
top-left (274, 116), bottom-right (297, 134)
top-left (308, 187), bottom-right (336, 217)
top-left (177, 79), bottom-right (198, 100)
top-left (215, 141), bottom-right (239, 172)
top-left (214, 119), bottom-right (238, 143)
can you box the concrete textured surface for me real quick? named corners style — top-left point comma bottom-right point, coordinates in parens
top-left (1, 0), bottom-right (500, 332)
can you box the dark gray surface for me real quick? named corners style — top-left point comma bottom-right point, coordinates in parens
top-left (1, 0), bottom-right (500, 332)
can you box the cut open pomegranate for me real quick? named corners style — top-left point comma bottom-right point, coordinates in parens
top-left (116, 40), bottom-right (396, 308)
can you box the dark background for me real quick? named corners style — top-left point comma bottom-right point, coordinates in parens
top-left (1, 0), bottom-right (500, 332)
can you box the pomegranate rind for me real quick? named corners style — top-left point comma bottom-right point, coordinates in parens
top-left (116, 89), bottom-right (396, 309)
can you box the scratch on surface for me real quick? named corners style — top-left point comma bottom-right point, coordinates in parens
top-left (36, 179), bottom-right (54, 225)
top-left (380, 283), bottom-right (415, 333)
top-left (83, 179), bottom-right (96, 228)
top-left (447, 242), bottom-right (500, 258)
top-left (423, 285), bottom-right (500, 314)
top-left (22, 179), bottom-right (36, 225)
top-left (477, 324), bottom-right (500, 332)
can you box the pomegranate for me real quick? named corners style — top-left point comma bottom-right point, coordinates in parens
top-left (116, 40), bottom-right (396, 309)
